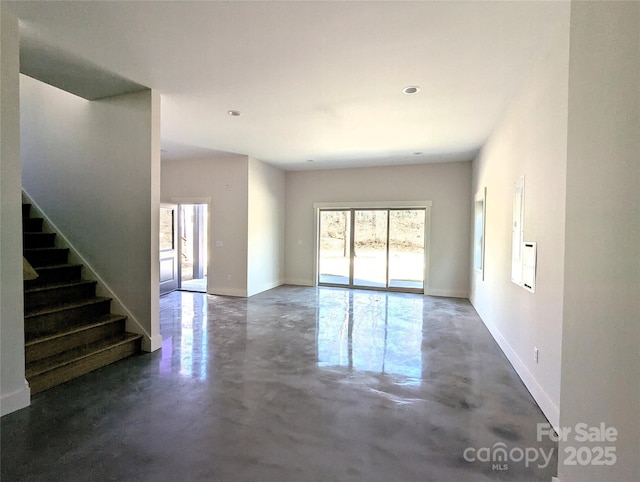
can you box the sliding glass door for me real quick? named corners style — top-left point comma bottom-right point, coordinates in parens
top-left (388, 209), bottom-right (425, 290)
top-left (318, 208), bottom-right (426, 292)
top-left (318, 210), bottom-right (351, 285)
top-left (353, 210), bottom-right (388, 288)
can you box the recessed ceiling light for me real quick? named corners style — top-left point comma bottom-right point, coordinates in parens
top-left (402, 86), bottom-right (421, 95)
top-left (413, 152), bottom-right (423, 155)
top-left (306, 159), bottom-right (314, 163)
top-left (227, 110), bottom-right (241, 117)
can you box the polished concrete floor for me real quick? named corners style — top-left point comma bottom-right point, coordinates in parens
top-left (2, 286), bottom-right (557, 481)
top-left (180, 276), bottom-right (207, 293)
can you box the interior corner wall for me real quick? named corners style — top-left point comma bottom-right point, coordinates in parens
top-left (559, 2), bottom-right (640, 481)
top-left (160, 156), bottom-right (249, 297)
top-left (470, 8), bottom-right (571, 429)
top-left (20, 76), bottom-right (158, 348)
top-left (0, 6), bottom-right (30, 416)
top-left (247, 157), bottom-right (286, 297)
top-left (285, 162), bottom-right (471, 297)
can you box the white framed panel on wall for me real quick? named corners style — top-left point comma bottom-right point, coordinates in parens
top-left (511, 175), bottom-right (525, 285)
top-left (522, 241), bottom-right (537, 293)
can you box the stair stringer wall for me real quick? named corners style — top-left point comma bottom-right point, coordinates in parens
top-left (23, 191), bottom-right (156, 352)
top-left (20, 77), bottom-right (161, 353)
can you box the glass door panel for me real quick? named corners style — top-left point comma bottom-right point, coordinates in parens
top-left (388, 209), bottom-right (425, 290)
top-left (353, 210), bottom-right (388, 288)
top-left (159, 205), bottom-right (178, 294)
top-left (179, 204), bottom-right (208, 293)
top-left (318, 210), bottom-right (351, 285)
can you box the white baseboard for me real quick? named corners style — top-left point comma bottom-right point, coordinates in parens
top-left (143, 334), bottom-right (163, 353)
top-left (282, 280), bottom-right (468, 297)
top-left (0, 380), bottom-right (30, 416)
top-left (284, 278), bottom-right (315, 287)
top-left (246, 279), bottom-right (285, 297)
top-left (425, 288), bottom-right (469, 298)
top-left (209, 287), bottom-right (248, 297)
top-left (477, 311), bottom-right (560, 430)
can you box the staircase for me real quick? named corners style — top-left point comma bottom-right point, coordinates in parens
top-left (22, 202), bottom-right (143, 395)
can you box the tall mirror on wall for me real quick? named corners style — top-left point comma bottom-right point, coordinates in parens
top-left (474, 188), bottom-right (486, 280)
top-left (511, 176), bottom-right (525, 285)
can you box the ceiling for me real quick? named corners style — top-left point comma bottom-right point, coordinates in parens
top-left (6, 1), bottom-right (567, 170)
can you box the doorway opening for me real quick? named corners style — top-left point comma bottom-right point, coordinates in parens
top-left (159, 203), bottom-right (208, 295)
top-left (317, 207), bottom-right (427, 293)
top-left (179, 204), bottom-right (208, 293)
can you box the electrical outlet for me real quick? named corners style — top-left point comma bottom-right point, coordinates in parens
top-left (226, 274), bottom-right (231, 281)
top-left (534, 347), bottom-right (539, 363)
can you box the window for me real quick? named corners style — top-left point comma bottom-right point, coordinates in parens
top-left (315, 201), bottom-right (431, 293)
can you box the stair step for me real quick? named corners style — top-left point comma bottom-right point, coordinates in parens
top-left (24, 247), bottom-right (69, 267)
top-left (23, 231), bottom-right (56, 249)
top-left (25, 297), bottom-right (112, 339)
top-left (26, 332), bottom-right (143, 395)
top-left (23, 217), bottom-right (44, 232)
top-left (22, 203), bottom-right (31, 218)
top-left (25, 314), bottom-right (127, 364)
top-left (25, 263), bottom-right (83, 287)
top-left (24, 280), bottom-right (97, 311)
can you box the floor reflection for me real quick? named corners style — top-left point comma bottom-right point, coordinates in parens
top-left (3, 286), bottom-right (558, 482)
top-left (159, 291), bottom-right (209, 380)
top-left (316, 289), bottom-right (424, 383)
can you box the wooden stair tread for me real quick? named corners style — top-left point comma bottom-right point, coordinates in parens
top-left (23, 247), bottom-right (69, 267)
top-left (25, 296), bottom-right (111, 318)
top-left (24, 279), bottom-right (96, 294)
top-left (32, 262), bottom-right (82, 270)
top-left (28, 263), bottom-right (84, 278)
top-left (25, 314), bottom-right (127, 348)
top-left (25, 263), bottom-right (83, 288)
top-left (26, 332), bottom-right (142, 378)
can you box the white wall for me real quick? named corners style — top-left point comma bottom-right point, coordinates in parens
top-left (559, 2), bottom-right (640, 481)
top-left (247, 157), bottom-right (286, 296)
top-left (0, 6), bottom-right (30, 416)
top-left (20, 76), bottom-right (161, 352)
top-left (470, 9), bottom-right (571, 429)
top-left (161, 156), bottom-right (250, 296)
top-left (285, 162), bottom-right (471, 297)
top-left (149, 91), bottom-right (161, 349)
